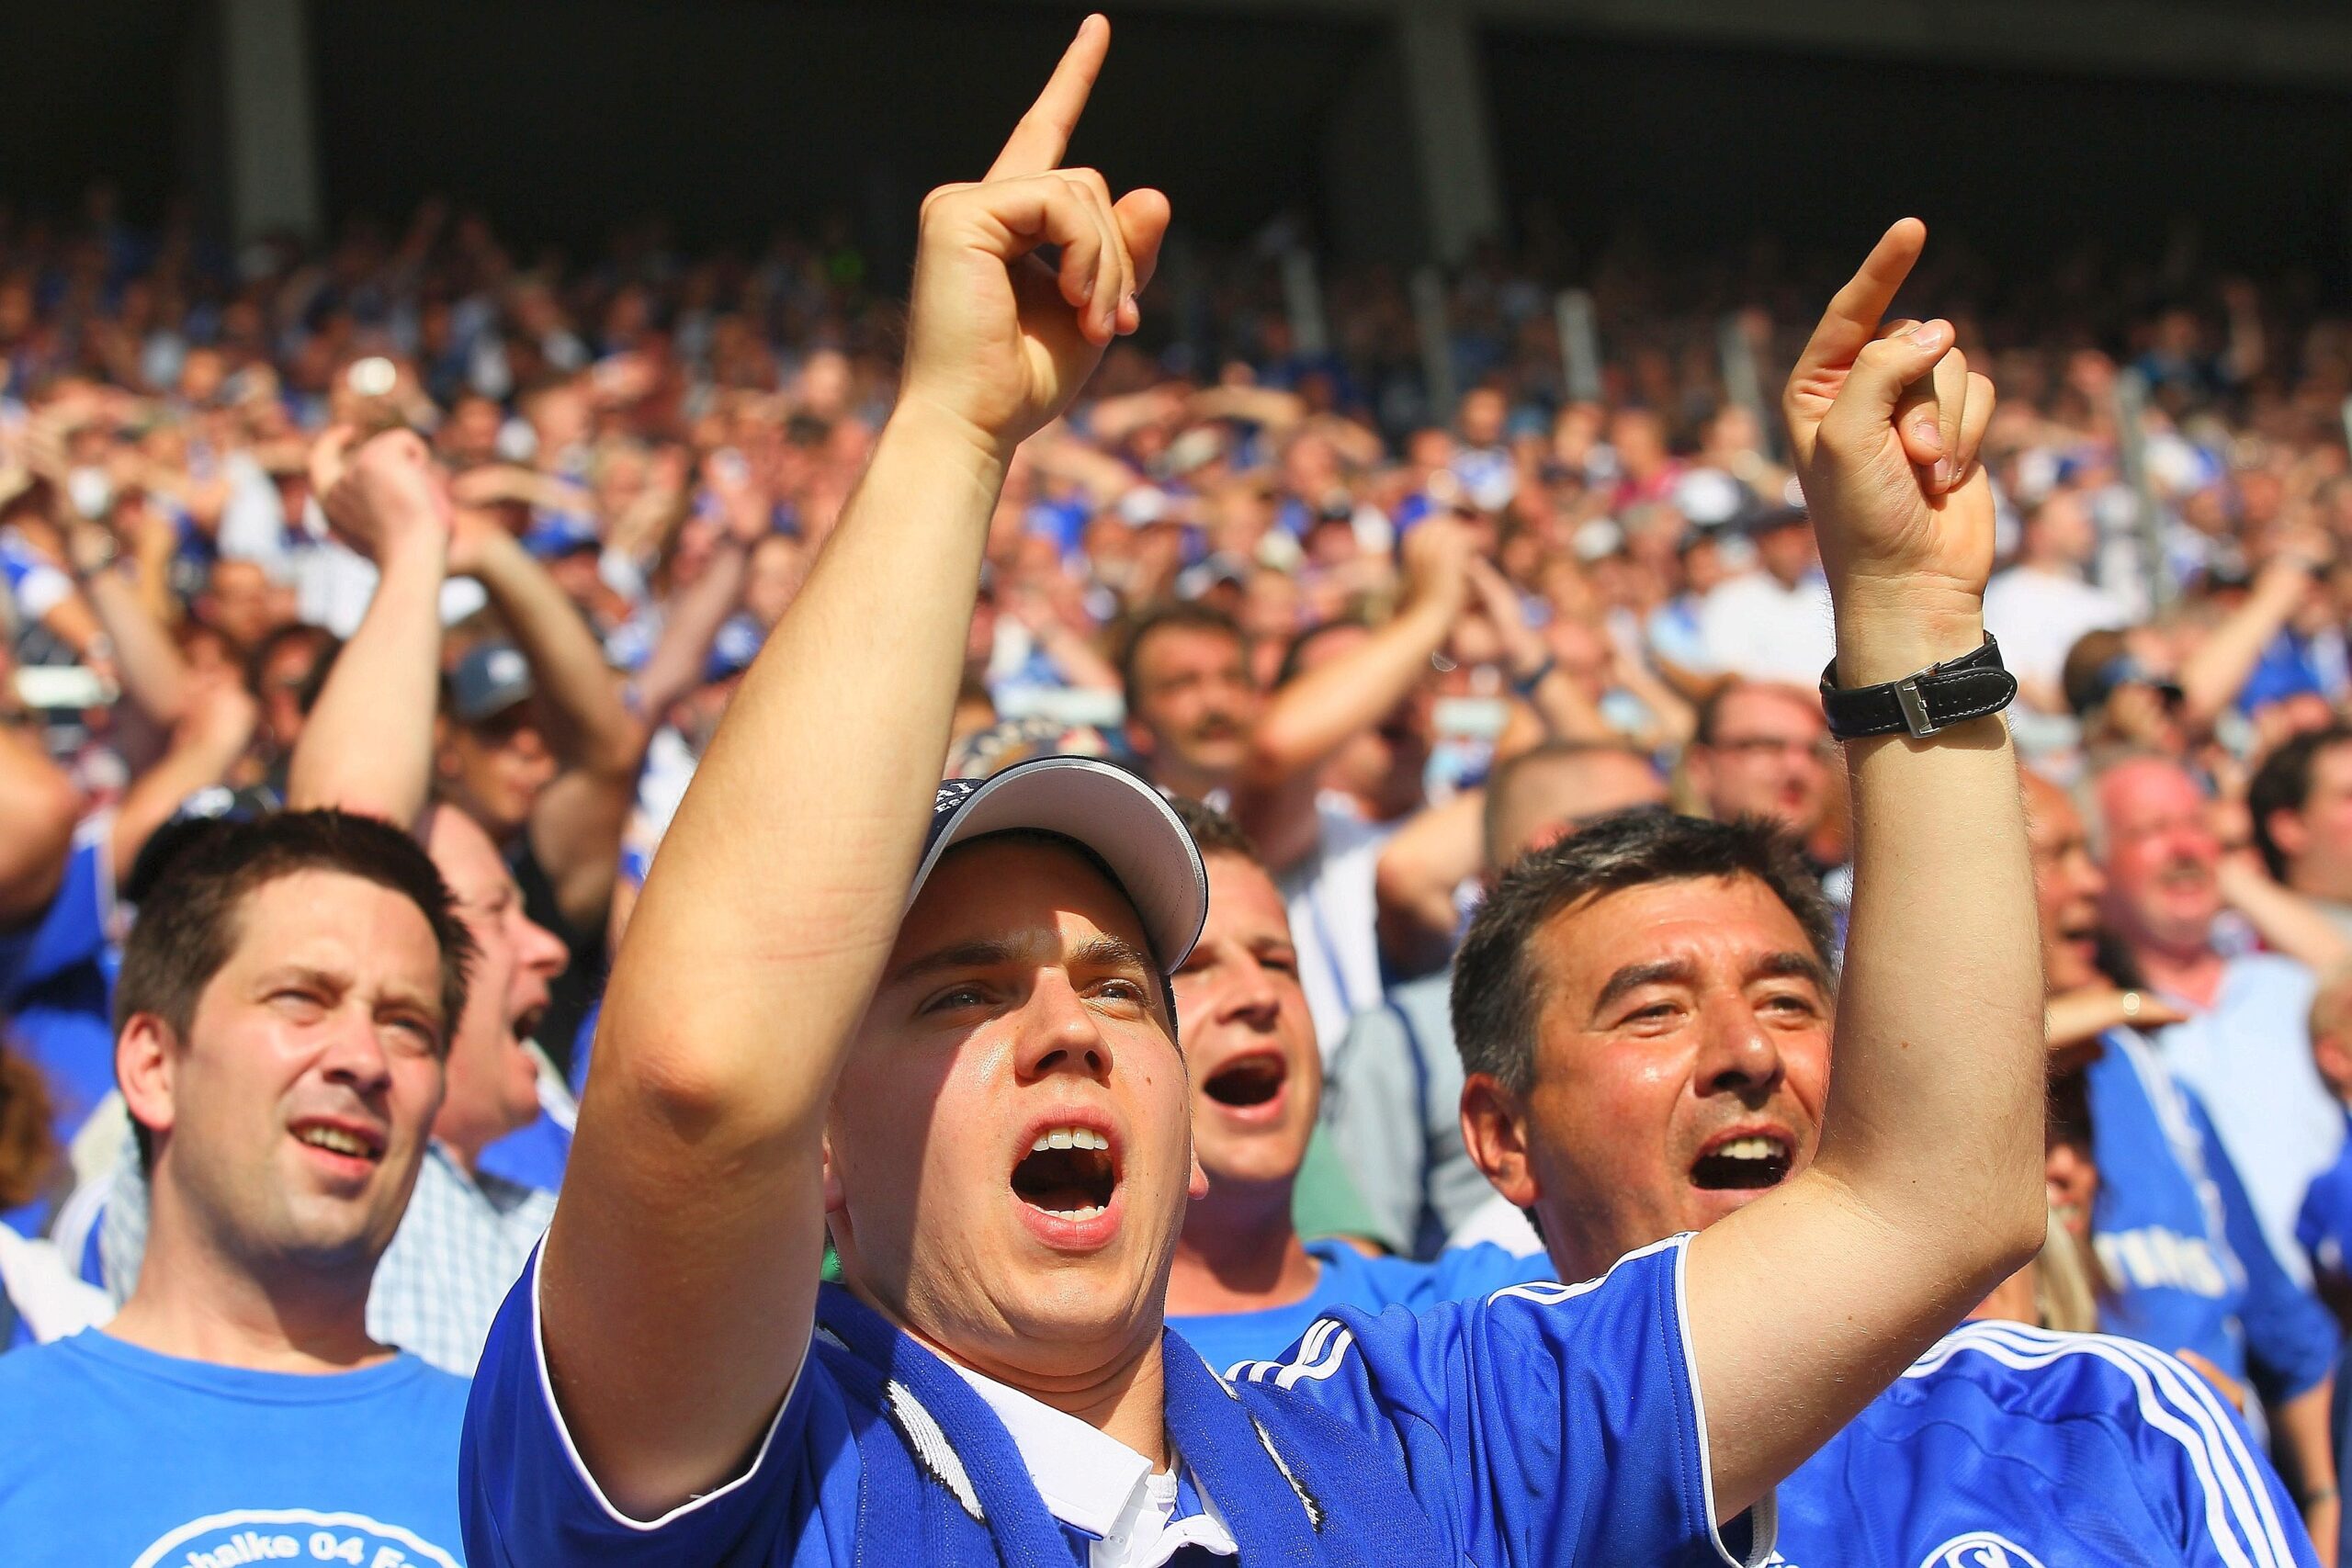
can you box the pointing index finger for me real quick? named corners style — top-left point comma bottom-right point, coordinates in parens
top-left (1792, 218), bottom-right (1927, 381)
top-left (986, 15), bottom-right (1110, 181)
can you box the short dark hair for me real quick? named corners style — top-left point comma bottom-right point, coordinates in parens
top-left (1452, 812), bottom-right (1835, 1097)
top-left (116, 810), bottom-right (479, 1165)
top-left (2250, 725), bottom-right (2352, 880)
top-left (1165, 794), bottom-right (1261, 868)
top-left (1117, 602), bottom-right (1248, 721)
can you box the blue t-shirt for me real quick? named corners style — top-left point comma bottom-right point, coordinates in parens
top-left (2295, 1108), bottom-right (2352, 1288)
top-left (1167, 1236), bottom-right (1554, 1374)
top-left (0, 828), bottom-right (118, 1182)
top-left (0, 1328), bottom-right (471, 1565)
top-left (461, 1235), bottom-right (1749, 1565)
top-left (1773, 1320), bottom-right (2315, 1566)
top-left (2088, 1029), bottom-right (2338, 1402)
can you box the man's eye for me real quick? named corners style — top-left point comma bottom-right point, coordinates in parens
top-left (385, 1018), bottom-right (439, 1053)
top-left (1095, 978), bottom-right (1150, 1005)
top-left (1623, 1002), bottom-right (1679, 1026)
top-left (923, 986), bottom-right (989, 1014)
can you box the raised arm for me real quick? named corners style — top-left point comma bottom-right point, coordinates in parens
top-left (450, 514), bottom-right (640, 931)
top-left (0, 718), bottom-right (80, 925)
top-left (62, 517), bottom-right (191, 730)
top-left (624, 456), bottom-right (765, 723)
top-left (1685, 220), bottom-right (2046, 1519)
top-left (539, 19), bottom-right (1168, 1517)
top-left (1240, 518), bottom-right (1471, 869)
top-left (287, 427), bottom-right (451, 825)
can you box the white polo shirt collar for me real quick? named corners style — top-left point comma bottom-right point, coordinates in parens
top-left (948, 1361), bottom-right (1238, 1563)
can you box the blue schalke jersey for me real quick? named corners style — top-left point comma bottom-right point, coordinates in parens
top-left (462, 1235), bottom-right (1755, 1565)
top-left (1167, 1236), bottom-right (1555, 1374)
top-left (1771, 1320), bottom-right (2314, 1567)
top-left (0, 1328), bottom-right (471, 1566)
top-left (2086, 1030), bottom-right (2337, 1400)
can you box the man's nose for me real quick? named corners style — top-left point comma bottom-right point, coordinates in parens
top-left (316, 1005), bottom-right (395, 1090)
top-left (1013, 974), bottom-right (1113, 1083)
top-left (521, 911), bottom-right (568, 975)
top-left (1694, 1000), bottom-right (1785, 1097)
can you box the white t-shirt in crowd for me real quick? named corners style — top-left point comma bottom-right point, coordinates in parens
top-left (1279, 795), bottom-right (1394, 1063)
top-left (1695, 570), bottom-right (1836, 685)
top-left (1983, 565), bottom-right (2129, 698)
top-left (2156, 952), bottom-right (2343, 1289)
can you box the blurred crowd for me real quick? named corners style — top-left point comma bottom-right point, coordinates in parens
top-left (14, 183), bottom-right (2352, 1549)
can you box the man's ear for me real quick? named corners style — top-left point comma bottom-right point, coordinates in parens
top-left (820, 1131), bottom-right (845, 1215)
top-left (1123, 716), bottom-right (1157, 761)
top-left (2266, 806), bottom-right (2309, 867)
top-left (2315, 1032), bottom-right (2352, 1103)
top-left (117, 1012), bottom-right (178, 1156)
top-left (1460, 1072), bottom-right (1540, 1209)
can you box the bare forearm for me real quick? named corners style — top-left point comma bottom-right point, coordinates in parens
top-left (631, 538), bottom-right (748, 722)
top-left (471, 532), bottom-right (639, 777)
top-left (2181, 571), bottom-right (2303, 727)
top-left (288, 541), bottom-right (446, 824)
top-left (2219, 860), bottom-right (2352, 971)
top-left (1373, 790), bottom-right (1482, 967)
top-left (81, 570), bottom-right (189, 727)
top-left (1811, 602), bottom-right (2043, 1243)
top-left (2274, 1376), bottom-right (2337, 1558)
top-left (1691, 603), bottom-right (2042, 1516)
top-left (114, 693), bottom-right (255, 880)
top-left (598, 404), bottom-right (1005, 1135)
top-left (1250, 600), bottom-right (1451, 784)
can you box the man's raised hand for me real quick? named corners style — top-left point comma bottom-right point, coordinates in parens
top-left (1784, 220), bottom-right (1996, 680)
top-left (898, 15), bottom-right (1170, 457)
top-left (309, 424), bottom-right (453, 564)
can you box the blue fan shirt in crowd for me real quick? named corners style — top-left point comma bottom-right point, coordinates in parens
top-left (1167, 1236), bottom-right (1554, 1374)
top-left (0, 1328), bottom-right (471, 1566)
top-left (0, 819), bottom-right (119, 1224)
top-left (2295, 1107), bottom-right (2352, 1286)
top-left (1769, 1320), bottom-right (2315, 1567)
top-left (2087, 1029), bottom-right (2337, 1400)
top-left (461, 1235), bottom-right (1759, 1565)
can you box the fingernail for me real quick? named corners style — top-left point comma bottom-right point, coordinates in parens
top-left (1931, 457), bottom-right (1952, 489)
top-left (1909, 321), bottom-right (1948, 349)
top-left (1911, 417), bottom-right (1942, 452)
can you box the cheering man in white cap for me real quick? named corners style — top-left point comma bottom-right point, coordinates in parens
top-left (460, 18), bottom-right (2043, 1565)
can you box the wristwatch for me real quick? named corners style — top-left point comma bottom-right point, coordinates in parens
top-left (1817, 633), bottom-right (2016, 741)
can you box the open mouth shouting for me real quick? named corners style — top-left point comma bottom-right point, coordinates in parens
top-left (1010, 1117), bottom-right (1124, 1248)
top-left (1199, 1049), bottom-right (1288, 1122)
top-left (1689, 1128), bottom-right (1794, 1193)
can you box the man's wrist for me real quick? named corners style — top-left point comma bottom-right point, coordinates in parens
top-left (1831, 588), bottom-right (1985, 689)
top-left (887, 394), bottom-right (1020, 485)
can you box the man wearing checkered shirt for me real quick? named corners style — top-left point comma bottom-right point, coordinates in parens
top-left (71, 792), bottom-right (570, 1373)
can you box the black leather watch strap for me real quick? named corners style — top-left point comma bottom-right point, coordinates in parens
top-left (1817, 633), bottom-right (2016, 741)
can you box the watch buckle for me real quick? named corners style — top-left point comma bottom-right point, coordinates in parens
top-left (1894, 676), bottom-right (1939, 738)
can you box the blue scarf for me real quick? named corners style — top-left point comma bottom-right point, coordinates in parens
top-left (814, 1285), bottom-right (1452, 1566)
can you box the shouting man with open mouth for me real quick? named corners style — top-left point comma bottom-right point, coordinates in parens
top-left (458, 16), bottom-right (2059, 1566)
